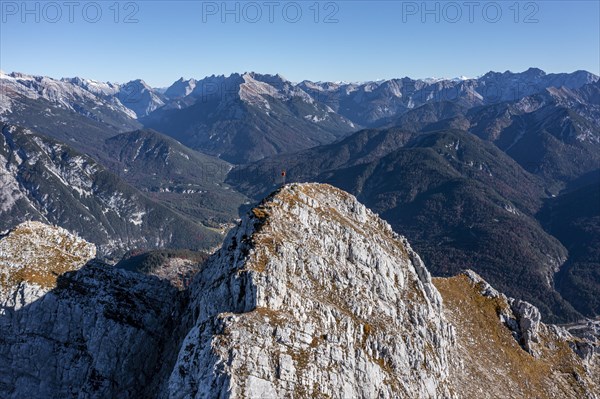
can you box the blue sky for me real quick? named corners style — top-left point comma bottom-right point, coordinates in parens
top-left (1, 1), bottom-right (598, 87)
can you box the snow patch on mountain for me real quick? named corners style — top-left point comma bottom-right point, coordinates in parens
top-left (0, 71), bottom-right (138, 119)
top-left (0, 154), bottom-right (24, 213)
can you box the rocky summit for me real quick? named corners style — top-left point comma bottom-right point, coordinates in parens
top-left (0, 184), bottom-right (598, 398)
top-left (168, 183), bottom-right (455, 398)
top-left (0, 221), bottom-right (96, 313)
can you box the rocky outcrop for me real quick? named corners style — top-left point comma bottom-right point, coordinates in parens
top-left (0, 183), bottom-right (598, 398)
top-left (564, 319), bottom-right (600, 364)
top-left (0, 221), bottom-right (96, 313)
top-left (0, 221), bottom-right (192, 399)
top-left (463, 270), bottom-right (544, 356)
top-left (166, 183), bottom-right (456, 398)
top-left (0, 261), bottom-right (189, 399)
top-left (436, 272), bottom-right (600, 398)
top-left (510, 299), bottom-right (543, 356)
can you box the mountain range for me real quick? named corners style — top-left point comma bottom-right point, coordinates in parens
top-left (1, 62), bottom-right (600, 396)
top-left (1, 67), bottom-right (598, 324)
top-left (2, 68), bottom-right (597, 163)
top-left (223, 72), bottom-right (600, 323)
top-left (0, 124), bottom-right (225, 257)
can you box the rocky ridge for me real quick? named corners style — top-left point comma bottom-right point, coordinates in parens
top-left (167, 183), bottom-right (456, 398)
top-left (435, 271), bottom-right (600, 398)
top-left (0, 222), bottom-right (189, 399)
top-left (0, 124), bottom-right (224, 257)
top-left (0, 184), bottom-right (597, 398)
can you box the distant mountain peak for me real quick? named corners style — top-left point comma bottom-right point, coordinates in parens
top-left (524, 66), bottom-right (545, 74)
top-left (164, 77), bottom-right (197, 99)
top-left (240, 71), bottom-right (289, 86)
top-left (121, 78), bottom-right (151, 89)
top-left (118, 79), bottom-right (165, 117)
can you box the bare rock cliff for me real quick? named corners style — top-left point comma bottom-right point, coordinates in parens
top-left (0, 184), bottom-right (597, 398)
top-left (167, 183), bottom-right (456, 398)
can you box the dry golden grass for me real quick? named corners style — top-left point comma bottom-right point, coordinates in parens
top-left (0, 222), bottom-right (95, 290)
top-left (434, 275), bottom-right (594, 399)
top-left (251, 207), bottom-right (269, 220)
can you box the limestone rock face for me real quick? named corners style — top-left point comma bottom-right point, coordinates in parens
top-left (167, 183), bottom-right (456, 398)
top-left (0, 184), bottom-right (598, 399)
top-left (567, 319), bottom-right (600, 363)
top-left (0, 261), bottom-right (188, 399)
top-left (0, 223), bottom-right (188, 399)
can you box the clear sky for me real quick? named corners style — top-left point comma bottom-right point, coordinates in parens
top-left (1, 1), bottom-right (598, 87)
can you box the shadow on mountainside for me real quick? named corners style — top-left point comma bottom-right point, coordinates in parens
top-left (0, 261), bottom-right (193, 399)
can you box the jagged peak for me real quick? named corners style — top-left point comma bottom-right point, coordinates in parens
top-left (174, 183), bottom-right (454, 397)
top-left (164, 77), bottom-right (198, 98)
top-left (242, 71), bottom-right (289, 84)
top-left (523, 66), bottom-right (546, 76)
top-left (121, 78), bottom-right (152, 90)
